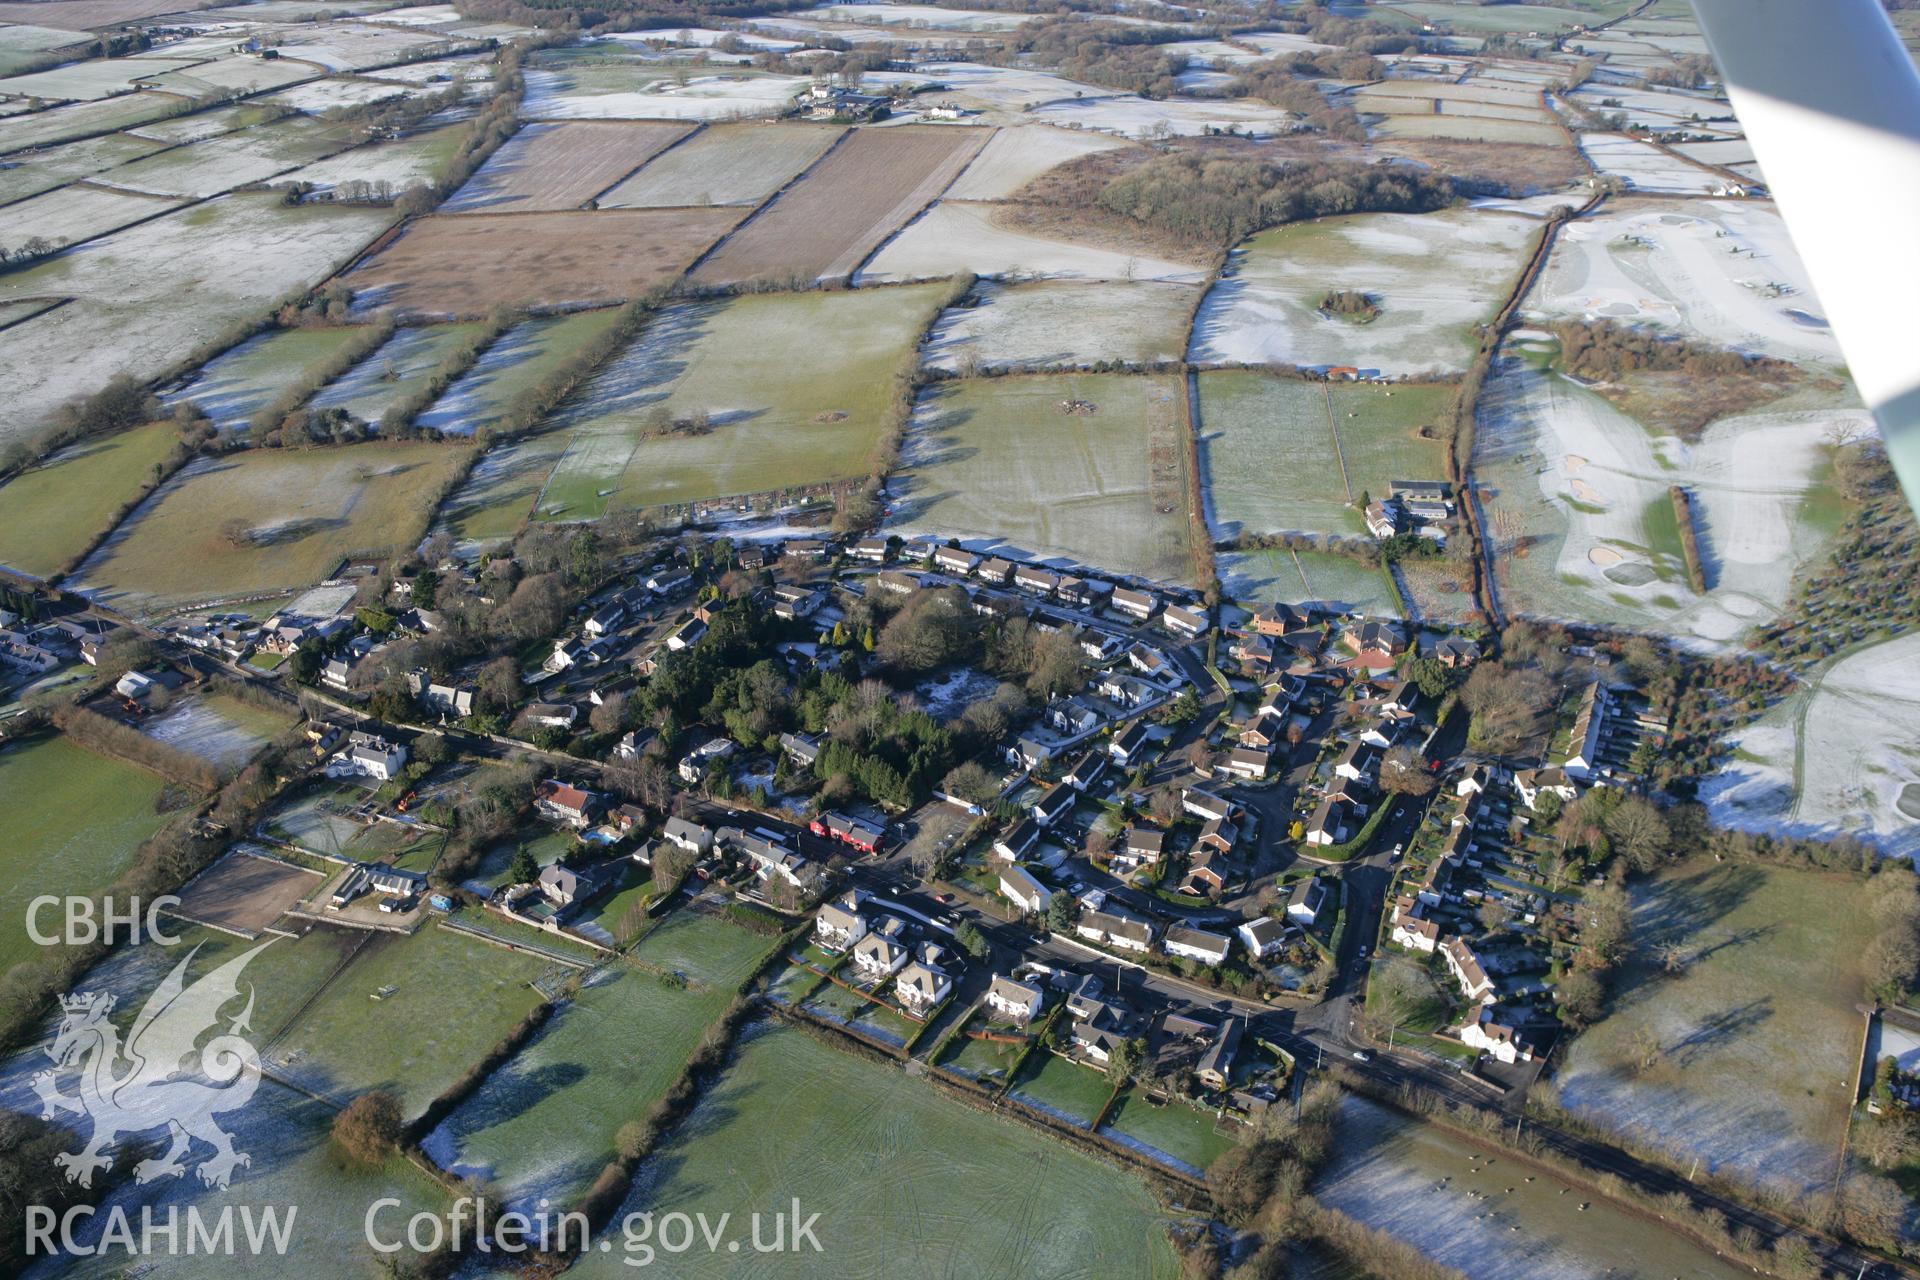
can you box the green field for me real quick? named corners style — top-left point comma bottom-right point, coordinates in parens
top-left (1200, 372), bottom-right (1452, 539)
top-left (416, 309), bottom-right (623, 436)
top-left (888, 373), bottom-right (1196, 584)
top-left (569, 1022), bottom-right (1179, 1280)
top-left (57, 1080), bottom-right (450, 1280)
top-left (1102, 1092), bottom-right (1238, 1175)
top-left (536, 287), bottom-right (946, 519)
top-left (165, 326), bottom-right (368, 431)
top-left (1380, 1), bottom-right (1636, 32)
top-left (0, 735), bottom-right (175, 974)
top-left (428, 916), bottom-right (777, 1207)
top-left (0, 422), bottom-right (178, 578)
top-left (308, 322), bottom-right (484, 425)
top-left (631, 907), bottom-right (777, 988)
top-left (1554, 861), bottom-right (1868, 1196)
top-left (267, 923), bottom-right (556, 1118)
top-left (72, 442), bottom-right (471, 613)
top-left (439, 429), bottom-right (572, 544)
top-left (1220, 547), bottom-right (1401, 615)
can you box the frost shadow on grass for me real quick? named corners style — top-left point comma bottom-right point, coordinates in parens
top-left (554, 300), bottom-right (714, 428)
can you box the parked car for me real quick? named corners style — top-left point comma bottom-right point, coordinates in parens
top-left (1352, 1051), bottom-right (1370, 1062)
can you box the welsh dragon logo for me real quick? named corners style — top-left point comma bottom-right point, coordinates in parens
top-left (31, 941), bottom-right (271, 1190)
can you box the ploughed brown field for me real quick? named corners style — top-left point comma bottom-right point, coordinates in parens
top-left (441, 119), bottom-right (694, 214)
top-left (691, 123), bottom-right (988, 287)
top-left (345, 206), bottom-right (744, 316)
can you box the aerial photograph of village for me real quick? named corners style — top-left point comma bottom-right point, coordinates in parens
top-left (0, 0), bottom-right (1917, 1274)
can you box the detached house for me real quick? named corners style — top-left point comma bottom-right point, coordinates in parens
top-left (850, 536), bottom-right (890, 563)
top-left (1076, 909), bottom-right (1154, 954)
top-left (1111, 587), bottom-right (1158, 620)
top-left (993, 817), bottom-right (1041, 862)
top-left (1164, 926), bottom-right (1232, 967)
top-left (1461, 1006), bottom-right (1534, 1063)
top-left (1061, 749), bottom-right (1107, 792)
top-left (1219, 744), bottom-right (1272, 781)
top-left (933, 545), bottom-right (980, 576)
top-left (662, 816), bottom-right (714, 854)
top-left (1238, 916), bottom-right (1290, 960)
top-left (1031, 784), bottom-right (1077, 828)
top-left (895, 947), bottom-right (954, 1016)
top-left (1109, 721), bottom-right (1152, 766)
top-left (1001, 865), bottom-right (1052, 914)
top-left (851, 918), bottom-right (909, 979)
top-left (1162, 604), bottom-right (1208, 638)
top-left (985, 974), bottom-right (1045, 1023)
top-left (1286, 877), bottom-right (1330, 926)
top-left (535, 780), bottom-right (596, 829)
top-left (1304, 797), bottom-right (1351, 847)
top-left (1390, 896), bottom-right (1441, 953)
top-left (1442, 936), bottom-right (1496, 1004)
top-left (1514, 766), bottom-right (1578, 810)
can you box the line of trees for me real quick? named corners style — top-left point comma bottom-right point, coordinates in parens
top-left (1097, 154), bottom-right (1456, 250)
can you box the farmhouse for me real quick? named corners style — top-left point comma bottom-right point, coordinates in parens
top-left (1001, 864), bottom-right (1052, 914)
top-left (1164, 925), bottom-right (1232, 967)
top-left (985, 973), bottom-right (1044, 1023)
top-left (1441, 936), bottom-right (1496, 1004)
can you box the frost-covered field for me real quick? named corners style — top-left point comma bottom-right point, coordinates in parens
top-left (793, 2), bottom-right (1034, 29)
top-left (1190, 208), bottom-right (1534, 374)
top-left (308, 321), bottom-right (483, 423)
top-left (1474, 365), bottom-right (1865, 644)
top-left (1220, 548), bottom-right (1399, 617)
top-left (521, 67), bottom-right (808, 120)
top-left (97, 116), bottom-right (355, 198)
top-left (1029, 91), bottom-right (1294, 138)
top-left (1579, 132), bottom-right (1721, 194)
top-left (943, 122), bottom-right (1129, 200)
top-left (162, 325), bottom-right (364, 431)
top-left (264, 74), bottom-right (418, 112)
top-left (0, 53), bottom-right (200, 101)
top-left (597, 120), bottom-right (841, 207)
top-left (1521, 200), bottom-right (1845, 366)
top-left (1315, 1096), bottom-right (1753, 1280)
top-left (278, 120), bottom-right (464, 192)
top-left (1705, 633), bottom-right (1920, 854)
top-left (1554, 861), bottom-right (1865, 1198)
top-left (921, 279), bottom-right (1196, 373)
top-left (0, 182), bottom-right (182, 247)
top-left (860, 199), bottom-right (1207, 284)
top-left (885, 373), bottom-right (1194, 583)
top-left (0, 193), bottom-right (395, 443)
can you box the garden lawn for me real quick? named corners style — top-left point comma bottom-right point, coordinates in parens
top-left (0, 735), bottom-right (174, 974)
top-left (71, 442), bottom-right (471, 613)
top-left (425, 924), bottom-right (770, 1209)
top-left (266, 922), bottom-right (554, 1119)
top-left (570, 1022), bottom-right (1179, 1279)
top-left (886, 373), bottom-right (1195, 583)
top-left (1553, 860), bottom-right (1868, 1196)
top-left (1011, 1050), bottom-right (1115, 1126)
top-left (1102, 1092), bottom-right (1238, 1175)
top-left (0, 422), bottom-right (177, 578)
top-left (537, 286), bottom-right (945, 518)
